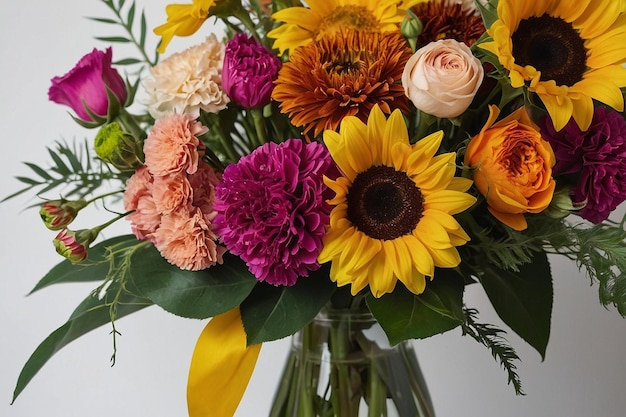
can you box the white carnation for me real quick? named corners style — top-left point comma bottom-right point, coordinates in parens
top-left (144, 34), bottom-right (230, 119)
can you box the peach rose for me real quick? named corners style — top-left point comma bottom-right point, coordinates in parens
top-left (402, 39), bottom-right (483, 118)
top-left (464, 105), bottom-right (556, 231)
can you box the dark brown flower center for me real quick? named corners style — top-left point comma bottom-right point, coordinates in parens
top-left (347, 165), bottom-right (424, 240)
top-left (511, 14), bottom-right (587, 87)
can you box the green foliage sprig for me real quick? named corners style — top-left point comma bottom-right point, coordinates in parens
top-left (2, 139), bottom-right (125, 205)
top-left (91, 0), bottom-right (159, 68)
top-left (462, 308), bottom-right (525, 396)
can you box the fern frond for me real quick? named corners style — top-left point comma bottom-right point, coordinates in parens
top-left (462, 308), bottom-right (525, 396)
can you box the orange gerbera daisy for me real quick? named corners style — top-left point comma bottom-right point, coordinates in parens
top-left (272, 30), bottom-right (412, 138)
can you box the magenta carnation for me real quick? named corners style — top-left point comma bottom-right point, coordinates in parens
top-left (213, 139), bottom-right (333, 286)
top-left (541, 106), bottom-right (626, 223)
top-left (222, 33), bottom-right (281, 108)
top-left (48, 47), bottom-right (127, 124)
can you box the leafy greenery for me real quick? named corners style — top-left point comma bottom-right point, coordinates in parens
top-left (130, 250), bottom-right (258, 319)
top-left (367, 269), bottom-right (465, 345)
top-left (30, 235), bottom-right (142, 293)
top-left (462, 308), bottom-right (524, 396)
top-left (544, 216), bottom-right (626, 316)
top-left (92, 0), bottom-right (159, 68)
top-left (475, 251), bottom-right (553, 359)
top-left (2, 139), bottom-right (125, 205)
top-left (11, 237), bottom-right (155, 404)
top-left (240, 265), bottom-right (337, 345)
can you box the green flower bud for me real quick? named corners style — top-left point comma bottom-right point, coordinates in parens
top-left (94, 122), bottom-right (144, 171)
top-left (401, 11), bottom-right (423, 51)
top-left (39, 198), bottom-right (88, 230)
top-left (53, 228), bottom-right (100, 263)
top-left (545, 187), bottom-right (586, 218)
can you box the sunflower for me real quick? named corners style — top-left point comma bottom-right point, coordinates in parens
top-left (480, 0), bottom-right (626, 132)
top-left (319, 105), bottom-right (476, 298)
top-left (268, 0), bottom-right (420, 54)
top-left (271, 30), bottom-right (412, 138)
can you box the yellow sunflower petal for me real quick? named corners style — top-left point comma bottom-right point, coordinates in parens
top-left (425, 190), bottom-right (477, 215)
top-left (407, 131), bottom-right (445, 174)
top-left (402, 235), bottom-right (435, 277)
top-left (427, 246), bottom-right (462, 268)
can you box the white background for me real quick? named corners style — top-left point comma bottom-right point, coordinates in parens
top-left (1, 1), bottom-right (626, 416)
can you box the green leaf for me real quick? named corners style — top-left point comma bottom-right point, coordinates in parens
top-left (367, 269), bottom-right (465, 345)
top-left (114, 58), bottom-right (142, 65)
top-left (478, 251), bottom-right (553, 359)
top-left (130, 250), bottom-right (257, 319)
top-left (24, 162), bottom-right (53, 180)
top-left (48, 148), bottom-right (71, 176)
top-left (12, 287), bottom-right (152, 403)
top-left (95, 36), bottom-right (132, 43)
top-left (29, 235), bottom-right (141, 294)
top-left (126, 2), bottom-right (135, 30)
top-left (87, 16), bottom-right (118, 24)
top-left (240, 265), bottom-right (336, 345)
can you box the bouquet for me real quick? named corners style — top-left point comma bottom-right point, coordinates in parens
top-left (6, 0), bottom-right (626, 415)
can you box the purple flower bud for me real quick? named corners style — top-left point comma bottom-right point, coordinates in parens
top-left (53, 228), bottom-right (100, 263)
top-left (222, 33), bottom-right (281, 108)
top-left (48, 47), bottom-right (128, 125)
top-left (40, 199), bottom-right (88, 230)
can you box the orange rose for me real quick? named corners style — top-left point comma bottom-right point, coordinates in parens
top-left (464, 105), bottom-right (556, 231)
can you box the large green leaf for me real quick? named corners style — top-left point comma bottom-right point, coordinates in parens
top-left (478, 251), bottom-right (553, 359)
top-left (130, 248), bottom-right (257, 319)
top-left (29, 235), bottom-right (141, 294)
top-left (12, 287), bottom-right (152, 403)
top-left (367, 269), bottom-right (465, 345)
top-left (240, 266), bottom-right (336, 345)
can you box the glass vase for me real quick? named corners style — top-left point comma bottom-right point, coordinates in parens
top-left (269, 306), bottom-right (436, 417)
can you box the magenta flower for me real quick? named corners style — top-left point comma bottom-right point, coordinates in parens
top-left (213, 139), bottom-right (334, 286)
top-left (48, 47), bottom-right (128, 125)
top-left (541, 106), bottom-right (626, 223)
top-left (222, 33), bottom-right (281, 108)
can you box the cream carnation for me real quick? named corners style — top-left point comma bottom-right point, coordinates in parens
top-left (402, 39), bottom-right (483, 118)
top-left (144, 34), bottom-right (230, 118)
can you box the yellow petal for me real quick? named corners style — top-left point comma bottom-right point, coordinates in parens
top-left (188, 308), bottom-right (261, 417)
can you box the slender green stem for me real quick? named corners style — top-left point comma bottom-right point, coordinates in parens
top-left (297, 323), bottom-right (315, 417)
top-left (116, 108), bottom-right (147, 141)
top-left (84, 189), bottom-right (124, 206)
top-left (329, 316), bottom-right (356, 417)
top-left (251, 107), bottom-right (268, 145)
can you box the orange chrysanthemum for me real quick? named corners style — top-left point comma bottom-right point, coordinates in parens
top-left (272, 30), bottom-right (412, 139)
top-left (410, 0), bottom-right (485, 47)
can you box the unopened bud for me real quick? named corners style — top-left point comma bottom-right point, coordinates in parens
top-left (545, 188), bottom-right (586, 218)
top-left (40, 198), bottom-right (87, 230)
top-left (94, 122), bottom-right (144, 171)
top-left (53, 228), bottom-right (100, 263)
top-left (401, 11), bottom-right (423, 51)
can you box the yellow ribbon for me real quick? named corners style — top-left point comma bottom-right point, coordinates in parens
top-left (187, 307), bottom-right (262, 417)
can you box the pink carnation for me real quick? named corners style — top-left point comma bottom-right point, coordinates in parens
top-left (124, 166), bottom-right (160, 240)
top-left (213, 139), bottom-right (334, 286)
top-left (189, 161), bottom-right (222, 221)
top-left (143, 113), bottom-right (207, 176)
top-left (124, 155), bottom-right (223, 270)
top-left (153, 209), bottom-right (225, 271)
top-left (152, 174), bottom-right (192, 215)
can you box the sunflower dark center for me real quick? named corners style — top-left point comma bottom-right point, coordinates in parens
top-left (347, 165), bottom-right (424, 240)
top-left (511, 14), bottom-right (587, 87)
